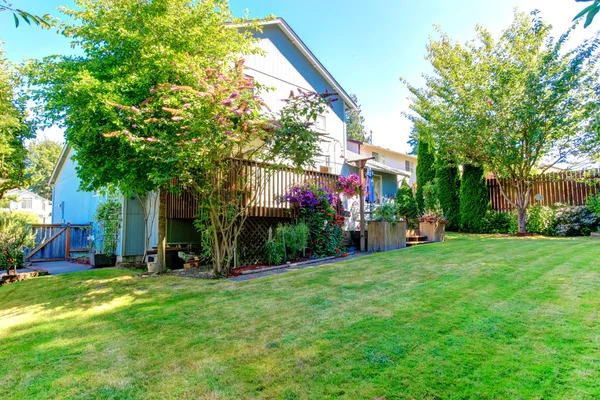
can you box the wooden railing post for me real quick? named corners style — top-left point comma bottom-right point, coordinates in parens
top-left (65, 223), bottom-right (71, 259)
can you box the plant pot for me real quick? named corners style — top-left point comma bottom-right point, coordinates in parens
top-left (367, 220), bottom-right (407, 252)
top-left (93, 253), bottom-right (117, 268)
top-left (419, 221), bottom-right (446, 243)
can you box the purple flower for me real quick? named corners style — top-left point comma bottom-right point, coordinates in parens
top-left (220, 100), bottom-right (233, 106)
top-left (229, 91), bottom-right (239, 99)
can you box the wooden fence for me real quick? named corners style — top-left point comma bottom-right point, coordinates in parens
top-left (26, 223), bottom-right (92, 262)
top-left (487, 170), bottom-right (600, 212)
top-left (167, 160), bottom-right (339, 219)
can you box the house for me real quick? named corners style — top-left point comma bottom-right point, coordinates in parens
top-left (49, 17), bottom-right (358, 263)
top-left (1, 188), bottom-right (52, 223)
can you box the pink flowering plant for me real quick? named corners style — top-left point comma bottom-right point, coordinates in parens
top-left (282, 182), bottom-right (344, 257)
top-left (336, 173), bottom-right (362, 197)
top-left (100, 60), bottom-right (337, 275)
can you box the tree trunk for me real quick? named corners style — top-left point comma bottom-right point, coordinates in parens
top-left (156, 187), bottom-right (167, 272)
top-left (517, 206), bottom-right (527, 234)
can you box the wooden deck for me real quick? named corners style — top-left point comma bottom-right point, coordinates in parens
top-left (167, 160), bottom-right (339, 219)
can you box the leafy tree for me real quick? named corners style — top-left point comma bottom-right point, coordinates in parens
top-left (459, 164), bottom-right (489, 233)
top-left (407, 127), bottom-right (418, 155)
top-left (415, 139), bottom-right (435, 212)
top-left (0, 212), bottom-right (35, 275)
top-left (26, 0), bottom-right (263, 271)
top-left (436, 158), bottom-right (460, 230)
top-left (0, 42), bottom-right (33, 200)
top-left (26, 139), bottom-right (62, 200)
top-left (0, 0), bottom-right (51, 27)
top-left (395, 179), bottom-right (418, 226)
top-left (346, 94), bottom-right (370, 143)
top-left (574, 0), bottom-right (600, 27)
top-left (404, 11), bottom-right (599, 233)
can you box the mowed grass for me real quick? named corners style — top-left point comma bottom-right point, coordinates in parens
top-left (2, 234), bottom-right (600, 399)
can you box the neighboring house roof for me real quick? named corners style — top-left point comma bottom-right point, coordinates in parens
top-left (348, 138), bottom-right (418, 161)
top-left (239, 18), bottom-right (358, 111)
top-left (49, 144), bottom-right (71, 186)
top-left (345, 150), bottom-right (410, 177)
top-left (5, 187), bottom-right (51, 203)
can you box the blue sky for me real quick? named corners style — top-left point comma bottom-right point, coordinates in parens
top-left (0, 0), bottom-right (594, 153)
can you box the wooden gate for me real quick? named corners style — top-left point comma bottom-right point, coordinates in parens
top-left (26, 223), bottom-right (93, 262)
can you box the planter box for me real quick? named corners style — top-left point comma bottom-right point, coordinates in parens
top-left (93, 253), bottom-right (117, 268)
top-left (368, 221), bottom-right (407, 252)
top-left (419, 222), bottom-right (446, 243)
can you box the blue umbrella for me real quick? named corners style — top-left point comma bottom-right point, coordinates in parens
top-left (365, 167), bottom-right (376, 204)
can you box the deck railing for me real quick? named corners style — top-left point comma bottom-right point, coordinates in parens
top-left (167, 160), bottom-right (339, 219)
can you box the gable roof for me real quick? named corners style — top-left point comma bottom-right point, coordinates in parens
top-left (241, 18), bottom-right (358, 111)
top-left (49, 144), bottom-right (71, 186)
top-left (6, 187), bottom-right (51, 203)
top-left (348, 138), bottom-right (418, 161)
top-left (345, 150), bottom-right (410, 177)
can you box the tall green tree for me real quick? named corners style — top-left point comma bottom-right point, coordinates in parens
top-left (27, 0), bottom-right (261, 271)
top-left (415, 139), bottom-right (435, 212)
top-left (346, 94), bottom-right (370, 143)
top-left (459, 164), bottom-right (488, 233)
top-left (395, 179), bottom-right (418, 227)
top-left (404, 11), bottom-right (599, 233)
top-left (0, 42), bottom-right (33, 200)
top-left (26, 139), bottom-right (62, 200)
top-left (436, 158), bottom-right (460, 231)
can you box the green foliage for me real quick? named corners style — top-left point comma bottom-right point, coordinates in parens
top-left (587, 193), bottom-right (600, 217)
top-left (422, 179), bottom-right (443, 216)
top-left (553, 204), bottom-right (600, 236)
top-left (526, 204), bottom-right (555, 236)
top-left (0, 211), bottom-right (35, 274)
top-left (273, 222), bottom-right (310, 261)
top-left (373, 203), bottom-right (399, 225)
top-left (0, 0), bottom-right (52, 27)
top-left (574, 0), bottom-right (600, 28)
top-left (415, 140), bottom-right (435, 212)
top-left (26, 139), bottom-right (62, 200)
top-left (264, 240), bottom-right (284, 266)
top-left (395, 180), bottom-right (418, 227)
top-left (460, 165), bottom-right (489, 233)
top-left (404, 11), bottom-right (600, 233)
top-left (0, 42), bottom-right (34, 200)
top-left (95, 199), bottom-right (122, 256)
top-left (1, 210), bottom-right (40, 225)
top-left (346, 94), bottom-right (370, 143)
top-left (436, 159), bottom-right (460, 230)
top-left (481, 210), bottom-right (514, 234)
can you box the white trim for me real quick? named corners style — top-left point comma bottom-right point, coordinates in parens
top-left (49, 144), bottom-right (71, 186)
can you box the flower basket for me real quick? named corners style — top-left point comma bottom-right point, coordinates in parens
top-left (418, 211), bottom-right (447, 243)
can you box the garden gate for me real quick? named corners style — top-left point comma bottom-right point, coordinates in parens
top-left (25, 223), bottom-right (93, 262)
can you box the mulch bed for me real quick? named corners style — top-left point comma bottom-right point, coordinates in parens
top-left (0, 269), bottom-right (49, 286)
top-left (166, 266), bottom-right (215, 279)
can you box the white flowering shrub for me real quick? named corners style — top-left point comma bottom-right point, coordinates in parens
top-left (552, 204), bottom-right (600, 236)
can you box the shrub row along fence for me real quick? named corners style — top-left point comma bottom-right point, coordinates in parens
top-left (487, 170), bottom-right (600, 212)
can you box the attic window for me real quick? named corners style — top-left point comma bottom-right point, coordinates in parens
top-left (372, 152), bottom-right (380, 162)
top-left (21, 198), bottom-right (32, 209)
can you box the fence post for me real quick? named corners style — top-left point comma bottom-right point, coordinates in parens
top-left (65, 223), bottom-right (71, 259)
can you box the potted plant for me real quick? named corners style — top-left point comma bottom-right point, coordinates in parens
top-left (368, 203), bottom-right (407, 252)
top-left (418, 181), bottom-right (448, 242)
top-left (93, 199), bottom-right (122, 268)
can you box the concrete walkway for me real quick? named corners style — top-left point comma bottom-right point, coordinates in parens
top-left (21, 261), bottom-right (92, 275)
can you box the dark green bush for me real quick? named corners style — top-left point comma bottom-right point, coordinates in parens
top-left (481, 210), bottom-right (514, 234)
top-left (264, 240), bottom-right (284, 265)
top-left (415, 141), bottom-right (436, 212)
top-left (526, 204), bottom-right (554, 235)
top-left (274, 222), bottom-right (309, 261)
top-left (459, 165), bottom-right (489, 232)
top-left (588, 193), bottom-right (600, 217)
top-left (436, 159), bottom-right (461, 231)
top-left (395, 180), bottom-right (418, 228)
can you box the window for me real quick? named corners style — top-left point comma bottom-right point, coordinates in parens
top-left (21, 198), bottom-right (32, 209)
top-left (372, 152), bottom-right (380, 162)
top-left (315, 115), bottom-right (326, 131)
top-left (405, 160), bottom-right (412, 173)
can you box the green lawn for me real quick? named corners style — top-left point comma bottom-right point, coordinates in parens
top-left (2, 234), bottom-right (600, 399)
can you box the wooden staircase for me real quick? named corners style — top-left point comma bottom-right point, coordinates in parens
top-left (406, 234), bottom-right (433, 247)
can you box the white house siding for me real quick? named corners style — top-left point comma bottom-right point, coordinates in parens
top-left (244, 25), bottom-right (347, 175)
top-left (2, 188), bottom-right (52, 223)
